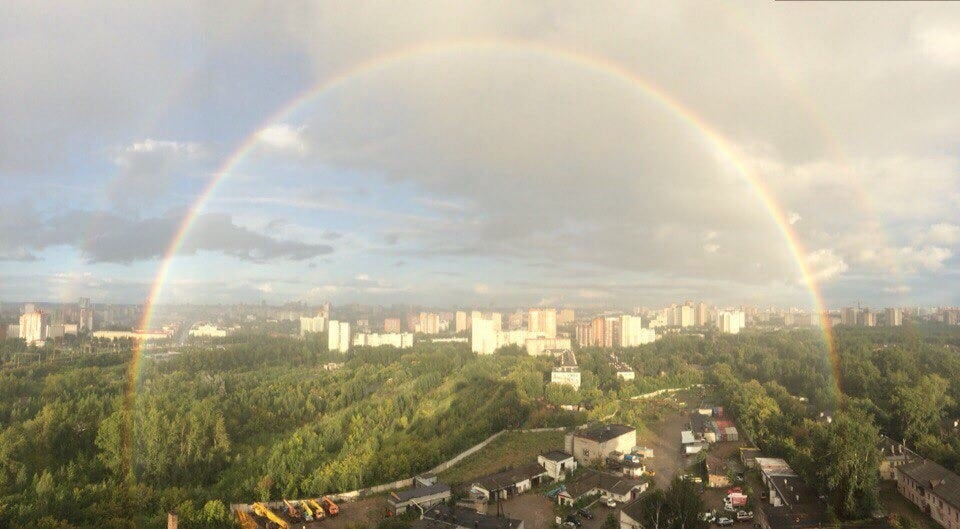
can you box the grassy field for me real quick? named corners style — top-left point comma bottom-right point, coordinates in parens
top-left (438, 430), bottom-right (566, 486)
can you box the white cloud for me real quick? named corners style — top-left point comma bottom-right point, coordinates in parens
top-left (474, 283), bottom-right (490, 294)
top-left (883, 284), bottom-right (911, 294)
top-left (900, 246), bottom-right (952, 271)
top-left (806, 249), bottom-right (849, 282)
top-left (787, 212), bottom-right (801, 225)
top-left (921, 223), bottom-right (960, 246)
top-left (256, 124), bottom-right (308, 155)
top-left (703, 243), bottom-right (720, 254)
top-left (915, 21), bottom-right (960, 68)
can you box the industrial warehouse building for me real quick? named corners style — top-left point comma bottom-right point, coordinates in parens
top-left (565, 424), bottom-right (636, 465)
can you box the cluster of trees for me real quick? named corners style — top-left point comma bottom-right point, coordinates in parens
top-left (0, 336), bottom-right (574, 528)
top-left (4, 323), bottom-right (960, 527)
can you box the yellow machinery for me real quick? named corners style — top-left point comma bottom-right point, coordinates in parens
top-left (300, 499), bottom-right (314, 521)
top-left (307, 499), bottom-right (326, 520)
top-left (235, 509), bottom-right (258, 529)
top-left (252, 502), bottom-right (290, 529)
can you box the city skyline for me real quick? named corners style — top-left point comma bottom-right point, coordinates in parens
top-left (4, 3), bottom-right (960, 308)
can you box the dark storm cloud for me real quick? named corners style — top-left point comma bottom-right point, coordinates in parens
top-left (0, 205), bottom-right (333, 264)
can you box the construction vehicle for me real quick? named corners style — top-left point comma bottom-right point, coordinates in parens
top-left (307, 499), bottom-right (326, 520)
top-left (300, 499), bottom-right (314, 522)
top-left (252, 502), bottom-right (290, 529)
top-left (236, 509), bottom-right (258, 529)
top-left (283, 499), bottom-right (302, 521)
top-left (321, 496), bottom-right (339, 516)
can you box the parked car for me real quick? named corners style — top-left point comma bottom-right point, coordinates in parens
top-left (577, 509), bottom-right (594, 520)
top-left (565, 515), bottom-right (582, 527)
top-left (715, 517), bottom-right (734, 527)
top-left (699, 512), bottom-right (715, 522)
top-left (736, 510), bottom-right (754, 521)
top-left (605, 497), bottom-right (618, 508)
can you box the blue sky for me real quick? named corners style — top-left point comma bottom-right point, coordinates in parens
top-left (2, 2), bottom-right (960, 309)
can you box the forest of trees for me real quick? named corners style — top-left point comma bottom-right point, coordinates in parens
top-left (2, 324), bottom-right (960, 528)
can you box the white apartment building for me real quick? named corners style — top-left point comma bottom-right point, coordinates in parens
top-left (471, 312), bottom-right (501, 354)
top-left (418, 312), bottom-right (440, 334)
top-left (299, 314), bottom-right (326, 336)
top-left (352, 332), bottom-right (414, 348)
top-left (328, 320), bottom-right (351, 352)
top-left (19, 310), bottom-right (48, 345)
top-left (619, 315), bottom-right (657, 347)
top-left (455, 311), bottom-right (468, 333)
top-left (528, 308), bottom-right (557, 339)
top-left (189, 324), bottom-right (228, 338)
top-left (716, 310), bottom-right (746, 334)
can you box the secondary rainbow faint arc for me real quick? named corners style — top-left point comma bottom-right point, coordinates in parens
top-left (133, 37), bottom-right (837, 384)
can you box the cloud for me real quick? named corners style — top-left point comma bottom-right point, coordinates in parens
top-left (108, 139), bottom-right (205, 205)
top-left (787, 212), bottom-right (801, 225)
top-left (806, 249), bottom-right (849, 282)
top-left (883, 284), bottom-right (911, 294)
top-left (256, 124), bottom-right (308, 155)
top-left (474, 283), bottom-right (490, 294)
top-left (0, 205), bottom-right (333, 264)
top-left (921, 223), bottom-right (960, 246)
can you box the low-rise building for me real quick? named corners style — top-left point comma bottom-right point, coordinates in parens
top-left (537, 451), bottom-right (576, 481)
top-left (896, 459), bottom-right (960, 529)
top-left (880, 436), bottom-right (919, 480)
top-left (755, 457), bottom-right (830, 529)
top-left (557, 469), bottom-right (648, 506)
top-left (387, 482), bottom-right (451, 516)
top-left (619, 492), bottom-right (655, 529)
top-left (471, 463), bottom-right (548, 502)
top-left (352, 332), bottom-right (414, 348)
top-left (566, 424), bottom-right (637, 465)
top-left (704, 455), bottom-right (731, 488)
top-left (413, 504), bottom-right (523, 529)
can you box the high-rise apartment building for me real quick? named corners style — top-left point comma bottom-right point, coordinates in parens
top-left (300, 314), bottom-right (326, 336)
top-left (695, 302), bottom-right (708, 327)
top-left (619, 315), bottom-right (657, 347)
top-left (528, 308), bottom-right (557, 339)
top-left (384, 317), bottom-right (402, 333)
top-left (328, 320), bottom-right (351, 352)
top-left (78, 297), bottom-right (94, 332)
top-left (471, 311), bottom-right (502, 354)
top-left (575, 321), bottom-right (596, 347)
top-left (885, 308), bottom-right (903, 327)
top-left (861, 309), bottom-right (876, 327)
top-left (840, 307), bottom-right (858, 326)
top-left (508, 311), bottom-right (525, 330)
top-left (418, 312), bottom-right (440, 334)
top-left (716, 311), bottom-right (746, 334)
top-left (557, 308), bottom-right (576, 326)
top-left (455, 311), bottom-right (468, 333)
top-left (19, 310), bottom-right (48, 345)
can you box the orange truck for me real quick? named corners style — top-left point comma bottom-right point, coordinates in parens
top-left (321, 496), bottom-right (339, 516)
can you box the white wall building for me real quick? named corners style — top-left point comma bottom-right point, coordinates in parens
top-left (528, 308), bottom-right (557, 339)
top-left (619, 315), bottom-right (657, 347)
top-left (300, 314), bottom-right (326, 336)
top-left (19, 310), bottom-right (48, 345)
top-left (471, 311), bottom-right (502, 354)
top-left (352, 332), bottom-right (414, 348)
top-left (328, 320), bottom-right (351, 352)
top-left (716, 310), bottom-right (746, 334)
top-left (189, 324), bottom-right (228, 338)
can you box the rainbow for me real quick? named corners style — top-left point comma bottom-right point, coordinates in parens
top-left (126, 37), bottom-right (839, 458)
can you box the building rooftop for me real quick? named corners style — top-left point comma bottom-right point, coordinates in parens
top-left (564, 469), bottom-right (645, 499)
top-left (899, 459), bottom-right (960, 511)
top-left (761, 471), bottom-right (830, 528)
top-left (576, 424), bottom-right (635, 443)
top-left (389, 483), bottom-right (451, 504)
top-left (540, 450), bottom-right (573, 462)
top-left (473, 463), bottom-right (546, 492)
top-left (756, 457), bottom-right (798, 478)
top-left (417, 504), bottom-right (522, 529)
